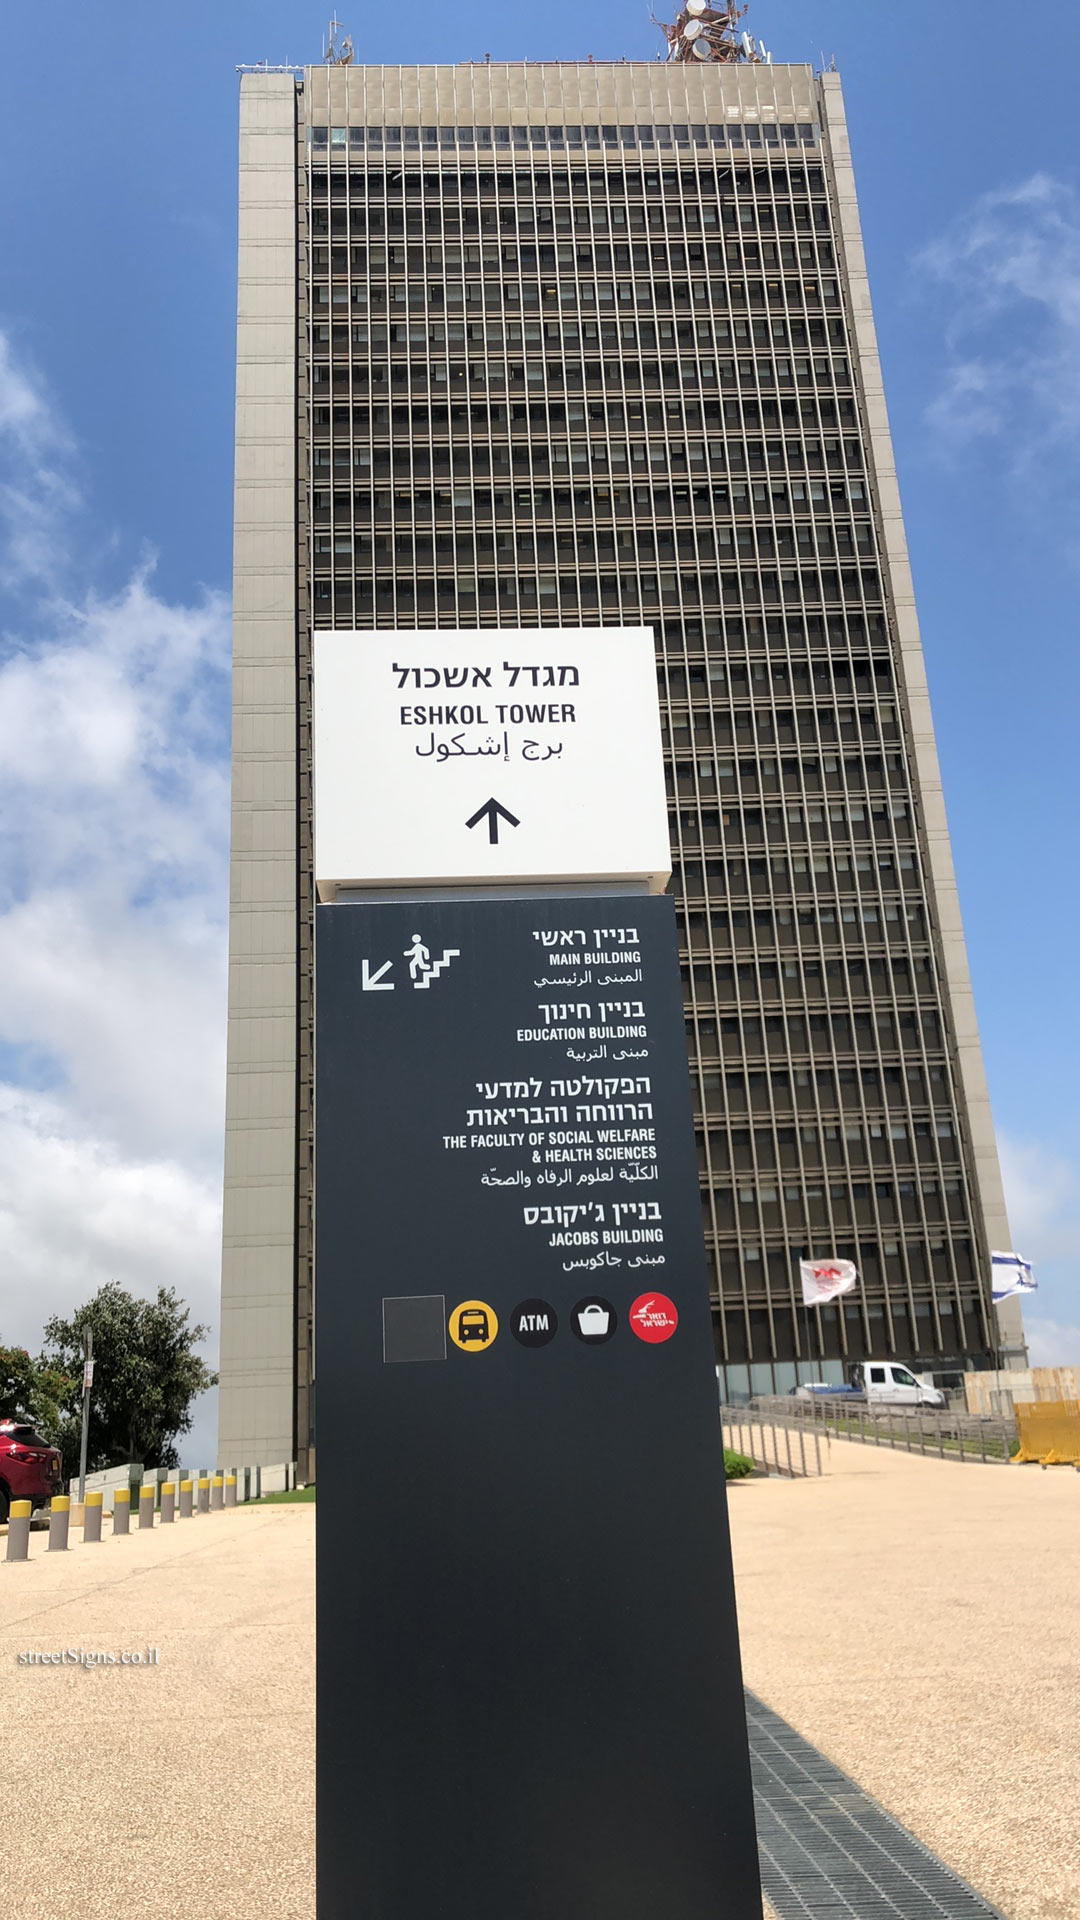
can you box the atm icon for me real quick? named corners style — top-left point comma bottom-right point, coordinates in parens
top-left (458, 1307), bottom-right (490, 1345)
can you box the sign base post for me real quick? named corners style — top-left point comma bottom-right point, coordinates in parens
top-left (315, 894), bottom-right (760, 1920)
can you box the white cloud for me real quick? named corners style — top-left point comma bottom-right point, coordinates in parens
top-left (0, 1089), bottom-right (221, 1356)
top-left (916, 174), bottom-right (1080, 467)
top-left (998, 1135), bottom-right (1080, 1361)
top-left (0, 332), bottom-right (229, 1372)
top-left (0, 331), bottom-right (79, 586)
top-left (1022, 1320), bottom-right (1080, 1368)
top-left (998, 1135), bottom-right (1080, 1267)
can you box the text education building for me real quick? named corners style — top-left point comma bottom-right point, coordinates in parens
top-left (218, 51), bottom-right (1025, 1471)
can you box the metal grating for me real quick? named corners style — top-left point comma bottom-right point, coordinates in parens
top-left (747, 1692), bottom-right (1007, 1920)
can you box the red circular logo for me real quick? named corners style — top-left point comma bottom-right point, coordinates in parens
top-left (628, 1292), bottom-right (679, 1344)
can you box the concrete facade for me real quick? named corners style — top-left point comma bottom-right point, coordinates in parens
top-left (817, 73), bottom-right (1024, 1364)
top-left (218, 74), bottom-right (300, 1467)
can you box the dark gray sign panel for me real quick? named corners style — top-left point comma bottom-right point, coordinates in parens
top-left (315, 895), bottom-right (760, 1920)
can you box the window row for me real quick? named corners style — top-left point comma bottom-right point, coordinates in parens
top-left (311, 568), bottom-right (884, 616)
top-left (703, 1113), bottom-right (953, 1152)
top-left (316, 397), bottom-right (859, 454)
top-left (666, 659), bottom-right (891, 695)
top-left (695, 1007), bottom-right (942, 1050)
top-left (312, 282), bottom-right (841, 351)
top-left (313, 241), bottom-right (834, 275)
top-left (683, 954), bottom-right (939, 1003)
top-left (322, 277), bottom-right (842, 315)
top-left (310, 432), bottom-right (872, 499)
top-left (313, 357), bottom-right (850, 395)
top-left (313, 432), bottom-right (866, 487)
top-left (313, 202), bottom-right (832, 237)
top-left (707, 1183), bottom-right (970, 1225)
top-left (314, 262), bottom-right (840, 302)
top-left (698, 1025), bottom-right (942, 1065)
top-left (310, 164), bottom-right (829, 198)
top-left (314, 526), bottom-right (873, 567)
top-left (675, 810), bottom-right (908, 856)
top-left (672, 698), bottom-right (891, 725)
top-left (312, 493), bottom-right (867, 539)
top-left (718, 1234), bottom-right (972, 1265)
top-left (696, 1064), bottom-right (954, 1105)
top-left (309, 121), bottom-right (820, 153)
top-left (678, 808), bottom-right (910, 848)
top-left (319, 316), bottom-right (847, 351)
top-left (674, 767), bottom-right (907, 809)
top-left (311, 435), bottom-right (863, 487)
top-left (670, 703), bottom-right (896, 737)
top-left (678, 853), bottom-right (918, 894)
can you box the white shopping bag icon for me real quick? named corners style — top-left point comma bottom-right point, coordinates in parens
top-left (578, 1304), bottom-right (610, 1338)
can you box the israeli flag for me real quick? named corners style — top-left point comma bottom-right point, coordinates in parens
top-left (991, 1251), bottom-right (1037, 1302)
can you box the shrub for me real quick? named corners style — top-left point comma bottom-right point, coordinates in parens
top-left (723, 1448), bottom-right (754, 1480)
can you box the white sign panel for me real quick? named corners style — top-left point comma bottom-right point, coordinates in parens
top-left (313, 627), bottom-right (671, 897)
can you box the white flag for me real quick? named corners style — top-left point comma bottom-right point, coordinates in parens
top-left (800, 1258), bottom-right (858, 1306)
top-left (990, 1251), bottom-right (1036, 1302)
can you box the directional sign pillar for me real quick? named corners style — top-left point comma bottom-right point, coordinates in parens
top-left (313, 628), bottom-right (761, 1920)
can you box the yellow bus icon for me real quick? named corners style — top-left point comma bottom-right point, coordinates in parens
top-left (449, 1300), bottom-right (499, 1352)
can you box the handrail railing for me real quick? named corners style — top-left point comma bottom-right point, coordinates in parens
top-left (748, 1395), bottom-right (1016, 1464)
top-left (721, 1405), bottom-right (826, 1477)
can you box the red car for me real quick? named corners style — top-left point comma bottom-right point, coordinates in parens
top-left (0, 1420), bottom-right (63, 1521)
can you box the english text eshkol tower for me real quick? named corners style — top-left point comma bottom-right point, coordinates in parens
top-left (218, 52), bottom-right (1025, 1471)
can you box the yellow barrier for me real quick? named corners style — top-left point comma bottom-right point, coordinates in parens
top-left (1012, 1399), bottom-right (1080, 1466)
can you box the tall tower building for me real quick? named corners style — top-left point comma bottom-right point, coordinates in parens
top-left (219, 47), bottom-right (1025, 1471)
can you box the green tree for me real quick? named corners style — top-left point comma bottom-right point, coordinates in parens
top-left (0, 1344), bottom-right (74, 1444)
top-left (40, 1285), bottom-right (218, 1475)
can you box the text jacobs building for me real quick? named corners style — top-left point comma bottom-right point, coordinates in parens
top-left (218, 50), bottom-right (1024, 1471)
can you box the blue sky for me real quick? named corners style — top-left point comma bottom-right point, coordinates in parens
top-left (0, 2), bottom-right (1077, 1462)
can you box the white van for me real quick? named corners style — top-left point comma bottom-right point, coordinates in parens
top-left (795, 1362), bottom-right (945, 1409)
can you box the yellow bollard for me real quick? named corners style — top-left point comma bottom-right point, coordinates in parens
top-left (138, 1484), bottom-right (156, 1530)
top-left (224, 1473), bottom-right (237, 1509)
top-left (160, 1482), bottom-right (176, 1524)
top-left (210, 1473), bottom-right (224, 1512)
top-left (113, 1486), bottom-right (131, 1535)
top-left (179, 1479), bottom-right (194, 1518)
top-left (48, 1494), bottom-right (71, 1552)
top-left (84, 1489), bottom-right (103, 1543)
top-left (6, 1498), bottom-right (32, 1561)
top-left (197, 1476), bottom-right (210, 1515)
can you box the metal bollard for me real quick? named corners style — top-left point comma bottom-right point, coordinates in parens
top-left (160, 1483), bottom-right (176, 1524)
top-left (138, 1485), bottom-right (156, 1530)
top-left (224, 1474), bottom-right (237, 1508)
top-left (112, 1487), bottom-right (130, 1535)
top-left (179, 1479), bottom-right (193, 1519)
top-left (83, 1490), bottom-right (103, 1543)
top-left (210, 1474), bottom-right (224, 1512)
top-left (6, 1498), bottom-right (32, 1562)
top-left (48, 1494), bottom-right (70, 1552)
top-left (197, 1477), bottom-right (210, 1515)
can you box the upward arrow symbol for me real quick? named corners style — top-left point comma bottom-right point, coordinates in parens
top-left (465, 798), bottom-right (521, 846)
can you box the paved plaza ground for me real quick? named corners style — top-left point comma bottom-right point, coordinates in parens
top-left (728, 1442), bottom-right (1079, 1920)
top-left (0, 1442), bottom-right (1075, 1920)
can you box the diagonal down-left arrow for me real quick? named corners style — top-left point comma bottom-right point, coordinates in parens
top-left (362, 958), bottom-right (395, 991)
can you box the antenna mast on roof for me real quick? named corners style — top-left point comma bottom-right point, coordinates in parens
top-left (324, 16), bottom-right (354, 64)
top-left (652, 1), bottom-right (770, 64)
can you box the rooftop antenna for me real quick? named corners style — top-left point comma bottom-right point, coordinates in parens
top-left (324, 16), bottom-right (353, 64)
top-left (651, 0), bottom-right (768, 65)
